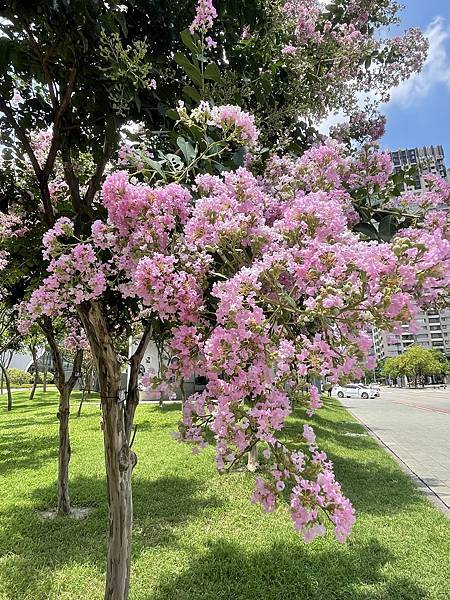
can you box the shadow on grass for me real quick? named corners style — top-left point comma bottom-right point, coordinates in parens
top-left (148, 538), bottom-right (427, 600)
top-left (0, 431), bottom-right (59, 476)
top-left (0, 474), bottom-right (222, 599)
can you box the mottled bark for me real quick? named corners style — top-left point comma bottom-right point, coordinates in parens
top-left (78, 301), bottom-right (133, 600)
top-left (78, 301), bottom-right (150, 600)
top-left (57, 385), bottom-right (71, 514)
top-left (40, 318), bottom-right (82, 515)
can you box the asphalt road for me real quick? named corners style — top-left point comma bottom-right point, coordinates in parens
top-left (339, 386), bottom-right (450, 511)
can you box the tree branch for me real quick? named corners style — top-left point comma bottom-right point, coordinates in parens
top-left (43, 66), bottom-right (77, 179)
top-left (22, 20), bottom-right (59, 110)
top-left (39, 317), bottom-right (66, 390)
top-left (125, 324), bottom-right (152, 439)
top-left (0, 96), bottom-right (42, 177)
top-left (61, 145), bottom-right (82, 213)
top-left (84, 118), bottom-right (118, 205)
top-left (67, 349), bottom-right (83, 390)
top-left (0, 96), bottom-right (56, 225)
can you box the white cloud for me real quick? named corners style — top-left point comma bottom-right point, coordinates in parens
top-left (388, 16), bottom-right (450, 107)
top-left (316, 110), bottom-right (346, 135)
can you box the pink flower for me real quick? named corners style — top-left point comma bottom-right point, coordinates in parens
top-left (189, 0), bottom-right (217, 34)
top-left (282, 45), bottom-right (297, 55)
top-left (209, 105), bottom-right (259, 145)
top-left (205, 36), bottom-right (217, 48)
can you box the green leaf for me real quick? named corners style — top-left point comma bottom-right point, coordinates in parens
top-left (353, 222), bottom-right (379, 240)
top-left (204, 63), bottom-right (222, 83)
top-left (177, 136), bottom-right (196, 164)
top-left (232, 147), bottom-right (246, 167)
top-left (378, 215), bottom-right (397, 242)
top-left (180, 29), bottom-right (199, 55)
top-left (174, 53), bottom-right (203, 87)
top-left (183, 85), bottom-right (201, 103)
top-left (166, 153), bottom-right (185, 169)
top-left (0, 38), bottom-right (12, 71)
top-left (165, 109), bottom-right (179, 120)
top-left (146, 159), bottom-right (165, 180)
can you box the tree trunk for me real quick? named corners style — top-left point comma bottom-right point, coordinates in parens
top-left (57, 385), bottom-right (71, 515)
top-left (247, 444), bottom-right (258, 472)
top-left (29, 344), bottom-right (39, 401)
top-left (102, 391), bottom-right (134, 600)
top-left (0, 363), bottom-right (12, 411)
top-left (78, 301), bottom-right (136, 600)
top-left (77, 388), bottom-right (86, 417)
top-left (39, 318), bottom-right (83, 516)
top-left (43, 350), bottom-right (48, 392)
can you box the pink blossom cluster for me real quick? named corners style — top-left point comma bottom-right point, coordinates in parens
top-left (166, 160), bottom-right (448, 542)
top-left (117, 141), bottom-right (155, 171)
top-left (177, 102), bottom-right (260, 147)
top-left (330, 111), bottom-right (387, 143)
top-left (0, 211), bottom-right (28, 239)
top-left (282, 0), bottom-right (322, 46)
top-left (30, 129), bottom-right (52, 168)
top-left (383, 28), bottom-right (429, 91)
top-left (63, 318), bottom-right (90, 351)
top-left (189, 0), bottom-right (217, 34)
top-left (264, 139), bottom-right (394, 204)
top-left (186, 168), bottom-right (268, 249)
top-left (209, 105), bottom-right (259, 146)
top-left (42, 217), bottom-right (74, 260)
top-left (278, 0), bottom-right (428, 107)
top-left (22, 242), bottom-right (107, 327)
top-left (0, 250), bottom-right (9, 270)
top-left (134, 254), bottom-right (204, 323)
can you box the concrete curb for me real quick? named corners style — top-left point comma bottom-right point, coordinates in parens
top-left (347, 409), bottom-right (450, 519)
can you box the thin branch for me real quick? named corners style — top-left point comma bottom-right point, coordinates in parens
top-left (124, 324), bottom-right (153, 439)
top-left (84, 120), bottom-right (117, 205)
top-left (22, 20), bottom-right (59, 110)
top-left (61, 145), bottom-right (82, 212)
top-left (43, 66), bottom-right (77, 179)
top-left (0, 96), bottom-right (42, 177)
top-left (67, 349), bottom-right (83, 390)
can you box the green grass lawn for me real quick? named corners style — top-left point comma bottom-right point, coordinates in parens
top-left (1, 391), bottom-right (449, 600)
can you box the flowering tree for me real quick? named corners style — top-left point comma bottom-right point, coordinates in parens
top-left (0, 1), bottom-right (444, 599)
top-left (27, 113), bottom-right (450, 597)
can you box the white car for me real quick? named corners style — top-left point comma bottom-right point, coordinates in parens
top-left (369, 383), bottom-right (381, 397)
top-left (333, 384), bottom-right (377, 399)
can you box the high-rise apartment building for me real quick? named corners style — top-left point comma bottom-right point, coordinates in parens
top-left (390, 145), bottom-right (449, 191)
top-left (372, 145), bottom-right (450, 361)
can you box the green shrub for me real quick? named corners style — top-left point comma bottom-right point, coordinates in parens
top-left (39, 371), bottom-right (54, 384)
top-left (6, 368), bottom-right (32, 385)
top-left (4, 369), bottom-right (55, 386)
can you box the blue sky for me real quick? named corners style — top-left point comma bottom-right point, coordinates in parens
top-left (382, 1), bottom-right (450, 160)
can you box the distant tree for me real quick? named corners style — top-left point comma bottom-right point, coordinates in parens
top-left (0, 302), bottom-right (20, 410)
top-left (23, 325), bottom-right (46, 400)
top-left (383, 345), bottom-right (449, 387)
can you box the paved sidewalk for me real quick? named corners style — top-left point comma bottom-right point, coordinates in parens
top-left (339, 387), bottom-right (450, 512)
